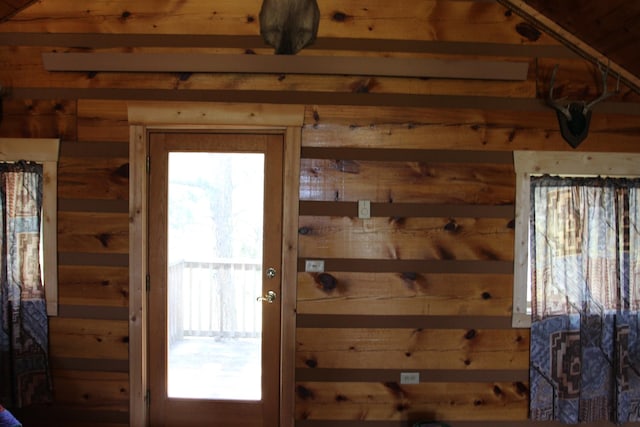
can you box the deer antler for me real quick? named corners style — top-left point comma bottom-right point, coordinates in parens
top-left (584, 61), bottom-right (620, 113)
top-left (547, 64), bottom-right (572, 120)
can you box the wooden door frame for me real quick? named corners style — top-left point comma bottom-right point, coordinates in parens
top-left (128, 102), bottom-right (303, 427)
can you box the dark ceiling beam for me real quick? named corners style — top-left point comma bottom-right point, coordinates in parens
top-left (42, 52), bottom-right (529, 81)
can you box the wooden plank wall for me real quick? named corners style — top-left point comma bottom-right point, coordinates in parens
top-left (6, 100), bottom-right (640, 427)
top-left (0, 1), bottom-right (640, 427)
top-left (294, 104), bottom-right (640, 427)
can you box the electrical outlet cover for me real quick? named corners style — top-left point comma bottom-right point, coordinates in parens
top-left (400, 372), bottom-right (420, 384)
top-left (305, 259), bottom-right (325, 273)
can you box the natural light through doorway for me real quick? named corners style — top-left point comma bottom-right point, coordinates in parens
top-left (166, 151), bottom-right (265, 401)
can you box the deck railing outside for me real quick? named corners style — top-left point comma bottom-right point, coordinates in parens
top-left (168, 260), bottom-right (263, 344)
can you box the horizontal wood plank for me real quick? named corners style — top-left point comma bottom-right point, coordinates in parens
top-left (77, 99), bottom-right (130, 142)
top-left (51, 370), bottom-right (129, 412)
top-left (297, 272), bottom-right (513, 316)
top-left (49, 317), bottom-right (128, 360)
top-left (0, 47), bottom-right (535, 98)
top-left (296, 328), bottom-right (528, 370)
top-left (58, 211), bottom-right (129, 254)
top-left (58, 156), bottom-right (129, 200)
top-left (298, 216), bottom-right (514, 261)
top-left (0, 0), bottom-right (558, 46)
top-left (58, 265), bottom-right (129, 307)
top-left (52, 357), bottom-right (129, 372)
top-left (0, 99), bottom-right (76, 139)
top-left (294, 381), bottom-right (528, 421)
top-left (302, 105), bottom-right (640, 151)
top-left (301, 148), bottom-right (514, 163)
top-left (57, 305), bottom-right (128, 320)
top-left (299, 160), bottom-right (515, 203)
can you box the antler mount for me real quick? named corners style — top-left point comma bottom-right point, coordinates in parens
top-left (547, 63), bottom-right (620, 148)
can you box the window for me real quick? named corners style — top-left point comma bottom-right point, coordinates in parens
top-left (512, 150), bottom-right (640, 327)
top-left (0, 138), bottom-right (60, 316)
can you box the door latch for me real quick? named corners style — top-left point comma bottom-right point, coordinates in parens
top-left (257, 290), bottom-right (277, 303)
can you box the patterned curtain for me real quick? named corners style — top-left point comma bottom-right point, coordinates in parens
top-left (529, 175), bottom-right (640, 423)
top-left (0, 162), bottom-right (53, 408)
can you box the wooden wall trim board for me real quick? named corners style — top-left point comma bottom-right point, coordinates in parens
top-left (58, 198), bottom-right (129, 213)
top-left (0, 33), bottom-right (576, 58)
top-left (282, 125), bottom-right (303, 427)
top-left (128, 124), bottom-right (148, 427)
top-left (0, 137), bottom-right (60, 160)
top-left (296, 315), bottom-right (515, 330)
top-left (295, 368), bottom-right (529, 383)
top-left (59, 140), bottom-right (129, 157)
top-left (299, 148), bottom-right (515, 162)
top-left (58, 252), bottom-right (128, 266)
top-left (128, 101), bottom-right (303, 427)
top-left (298, 201), bottom-right (515, 218)
top-left (12, 88), bottom-right (640, 115)
top-left (42, 52), bottom-right (530, 81)
top-left (128, 101), bottom-right (304, 127)
top-left (296, 259), bottom-right (513, 274)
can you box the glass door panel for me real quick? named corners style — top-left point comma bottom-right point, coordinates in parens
top-left (166, 152), bottom-right (265, 401)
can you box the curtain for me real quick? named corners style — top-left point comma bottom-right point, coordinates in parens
top-left (529, 175), bottom-right (640, 423)
top-left (0, 162), bottom-right (52, 408)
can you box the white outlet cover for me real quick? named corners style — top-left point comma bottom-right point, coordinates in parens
top-left (305, 259), bottom-right (325, 273)
top-left (400, 372), bottom-right (420, 384)
top-left (358, 200), bottom-right (371, 219)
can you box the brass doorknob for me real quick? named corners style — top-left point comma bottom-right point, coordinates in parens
top-left (257, 290), bottom-right (277, 303)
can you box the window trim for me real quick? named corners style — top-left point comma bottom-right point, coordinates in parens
top-left (0, 138), bottom-right (60, 316)
top-left (512, 150), bottom-right (640, 328)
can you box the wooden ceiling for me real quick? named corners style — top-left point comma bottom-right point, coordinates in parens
top-left (0, 0), bottom-right (35, 23)
top-left (499, 0), bottom-right (640, 86)
top-left (522, 0), bottom-right (640, 80)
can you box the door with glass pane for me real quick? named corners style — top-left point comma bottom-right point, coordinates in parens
top-left (148, 132), bottom-right (283, 427)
